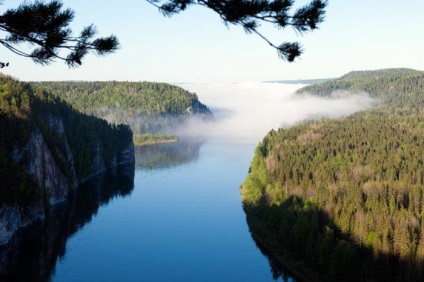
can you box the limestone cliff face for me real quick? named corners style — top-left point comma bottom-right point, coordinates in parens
top-left (0, 114), bottom-right (134, 246)
top-left (46, 113), bottom-right (78, 189)
top-left (26, 128), bottom-right (69, 205)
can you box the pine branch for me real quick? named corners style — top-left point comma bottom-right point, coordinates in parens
top-left (146, 0), bottom-right (327, 62)
top-left (0, 0), bottom-right (119, 67)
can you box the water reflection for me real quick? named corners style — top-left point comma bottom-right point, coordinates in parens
top-left (134, 140), bottom-right (203, 169)
top-left (248, 234), bottom-right (299, 282)
top-left (0, 164), bottom-right (134, 282)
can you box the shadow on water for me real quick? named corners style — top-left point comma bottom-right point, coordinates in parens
top-left (134, 139), bottom-right (203, 170)
top-left (250, 235), bottom-right (301, 282)
top-left (244, 196), bottom-right (423, 282)
top-left (0, 164), bottom-right (134, 282)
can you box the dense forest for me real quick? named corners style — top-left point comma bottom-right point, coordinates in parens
top-left (0, 74), bottom-right (133, 207)
top-left (242, 68), bottom-right (424, 281)
top-left (297, 68), bottom-right (424, 106)
top-left (32, 81), bottom-right (212, 135)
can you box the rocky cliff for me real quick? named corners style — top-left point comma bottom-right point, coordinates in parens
top-left (0, 125), bottom-right (134, 246)
top-left (0, 75), bottom-right (135, 246)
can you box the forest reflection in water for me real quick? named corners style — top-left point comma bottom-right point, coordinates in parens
top-left (134, 139), bottom-right (203, 170)
top-left (0, 139), bottom-right (298, 282)
top-left (0, 164), bottom-right (134, 282)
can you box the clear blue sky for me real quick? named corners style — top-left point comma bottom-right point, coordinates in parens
top-left (1, 0), bottom-right (423, 82)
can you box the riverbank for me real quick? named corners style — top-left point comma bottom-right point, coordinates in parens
top-left (133, 134), bottom-right (179, 146)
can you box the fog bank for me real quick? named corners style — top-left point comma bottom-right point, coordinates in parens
top-left (178, 82), bottom-right (377, 143)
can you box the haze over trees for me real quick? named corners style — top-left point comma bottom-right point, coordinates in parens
top-left (0, 0), bottom-right (327, 66)
top-left (33, 81), bottom-right (212, 136)
top-left (242, 69), bottom-right (424, 281)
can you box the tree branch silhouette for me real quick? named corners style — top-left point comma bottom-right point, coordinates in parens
top-left (146, 0), bottom-right (327, 62)
top-left (0, 0), bottom-right (326, 68)
top-left (0, 0), bottom-right (119, 68)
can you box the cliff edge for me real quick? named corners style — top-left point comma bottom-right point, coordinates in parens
top-left (0, 74), bottom-right (134, 246)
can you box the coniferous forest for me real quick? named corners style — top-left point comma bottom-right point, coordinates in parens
top-left (242, 69), bottom-right (424, 281)
top-left (32, 81), bottom-right (212, 136)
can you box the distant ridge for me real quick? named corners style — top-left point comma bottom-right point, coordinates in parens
top-left (32, 81), bottom-right (213, 136)
top-left (295, 68), bottom-right (424, 106)
top-left (264, 78), bottom-right (335, 85)
top-left (340, 68), bottom-right (422, 80)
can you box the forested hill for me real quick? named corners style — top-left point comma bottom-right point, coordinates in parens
top-left (296, 68), bottom-right (424, 106)
top-left (32, 81), bottom-right (212, 135)
top-left (0, 74), bottom-right (134, 246)
top-left (242, 69), bottom-right (424, 281)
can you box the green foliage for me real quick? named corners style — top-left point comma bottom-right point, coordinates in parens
top-left (243, 69), bottom-right (424, 281)
top-left (133, 133), bottom-right (178, 146)
top-left (0, 74), bottom-right (132, 206)
top-left (32, 81), bottom-right (212, 134)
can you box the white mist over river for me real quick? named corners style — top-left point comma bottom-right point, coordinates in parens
top-left (180, 82), bottom-right (376, 143)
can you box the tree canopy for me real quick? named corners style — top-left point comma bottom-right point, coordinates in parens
top-left (32, 81), bottom-right (212, 135)
top-left (0, 0), bottom-right (326, 67)
top-left (242, 69), bottom-right (424, 281)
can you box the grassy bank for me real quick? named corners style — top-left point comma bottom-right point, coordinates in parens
top-left (133, 134), bottom-right (178, 146)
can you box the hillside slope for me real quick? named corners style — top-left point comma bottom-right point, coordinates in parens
top-left (242, 68), bottom-right (424, 281)
top-left (296, 68), bottom-right (424, 106)
top-left (32, 81), bottom-right (213, 135)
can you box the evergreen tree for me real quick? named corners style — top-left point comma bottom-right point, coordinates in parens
top-left (0, 0), bottom-right (118, 67)
top-left (242, 69), bottom-right (424, 281)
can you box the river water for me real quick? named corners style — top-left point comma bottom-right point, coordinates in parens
top-left (0, 140), bottom-right (295, 281)
top-left (0, 82), bottom-right (376, 281)
top-left (5, 82), bottom-right (348, 281)
top-left (51, 140), bottom-right (287, 282)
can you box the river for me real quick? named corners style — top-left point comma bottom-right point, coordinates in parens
top-left (52, 141), bottom-right (287, 282)
top-left (2, 81), bottom-right (372, 281)
top-left (0, 140), bottom-right (295, 281)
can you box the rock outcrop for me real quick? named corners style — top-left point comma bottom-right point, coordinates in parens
top-left (0, 120), bottom-right (134, 246)
top-left (0, 78), bottom-right (135, 247)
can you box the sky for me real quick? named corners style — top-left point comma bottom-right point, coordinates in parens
top-left (0, 0), bottom-right (423, 82)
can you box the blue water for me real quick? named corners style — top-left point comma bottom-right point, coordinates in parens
top-left (50, 141), bottom-right (284, 282)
